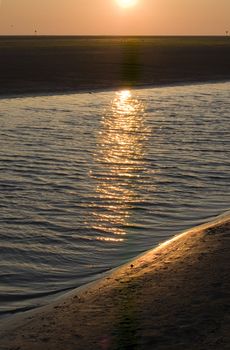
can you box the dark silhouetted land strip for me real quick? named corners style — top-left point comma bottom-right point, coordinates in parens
top-left (0, 36), bottom-right (230, 96)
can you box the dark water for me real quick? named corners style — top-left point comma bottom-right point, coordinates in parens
top-left (0, 82), bottom-right (229, 317)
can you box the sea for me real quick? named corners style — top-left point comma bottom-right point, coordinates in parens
top-left (0, 81), bottom-right (229, 318)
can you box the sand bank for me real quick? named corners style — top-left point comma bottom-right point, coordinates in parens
top-left (0, 212), bottom-right (229, 349)
top-left (0, 36), bottom-right (230, 97)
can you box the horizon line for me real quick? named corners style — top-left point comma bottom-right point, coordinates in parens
top-left (0, 34), bottom-right (229, 37)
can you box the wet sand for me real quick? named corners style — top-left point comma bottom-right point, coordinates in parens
top-left (0, 212), bottom-right (229, 350)
top-left (0, 36), bottom-right (230, 96)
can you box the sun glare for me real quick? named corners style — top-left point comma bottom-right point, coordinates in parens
top-left (116, 0), bottom-right (138, 8)
top-left (119, 90), bottom-right (131, 100)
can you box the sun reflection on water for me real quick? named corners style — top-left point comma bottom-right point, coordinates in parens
top-left (90, 90), bottom-right (151, 242)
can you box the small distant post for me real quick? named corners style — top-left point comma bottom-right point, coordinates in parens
top-left (34, 29), bottom-right (38, 36)
top-left (225, 30), bottom-right (229, 37)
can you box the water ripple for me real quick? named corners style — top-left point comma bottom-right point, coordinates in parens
top-left (0, 82), bottom-right (229, 317)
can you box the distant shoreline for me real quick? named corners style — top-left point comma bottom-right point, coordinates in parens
top-left (1, 78), bottom-right (229, 100)
top-left (1, 36), bottom-right (230, 97)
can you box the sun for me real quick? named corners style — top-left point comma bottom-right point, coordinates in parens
top-left (116, 0), bottom-right (138, 8)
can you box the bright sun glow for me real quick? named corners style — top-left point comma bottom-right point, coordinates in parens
top-left (116, 0), bottom-right (138, 8)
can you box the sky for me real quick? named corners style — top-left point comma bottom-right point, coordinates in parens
top-left (0, 0), bottom-right (229, 36)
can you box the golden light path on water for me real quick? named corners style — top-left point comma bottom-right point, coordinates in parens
top-left (90, 90), bottom-right (152, 242)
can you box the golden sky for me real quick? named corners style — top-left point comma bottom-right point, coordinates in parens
top-left (0, 0), bottom-right (229, 35)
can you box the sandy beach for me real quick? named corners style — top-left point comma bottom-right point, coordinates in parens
top-left (0, 212), bottom-right (229, 350)
top-left (0, 36), bottom-right (230, 97)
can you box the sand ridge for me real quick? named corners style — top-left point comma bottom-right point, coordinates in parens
top-left (0, 212), bottom-right (229, 349)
